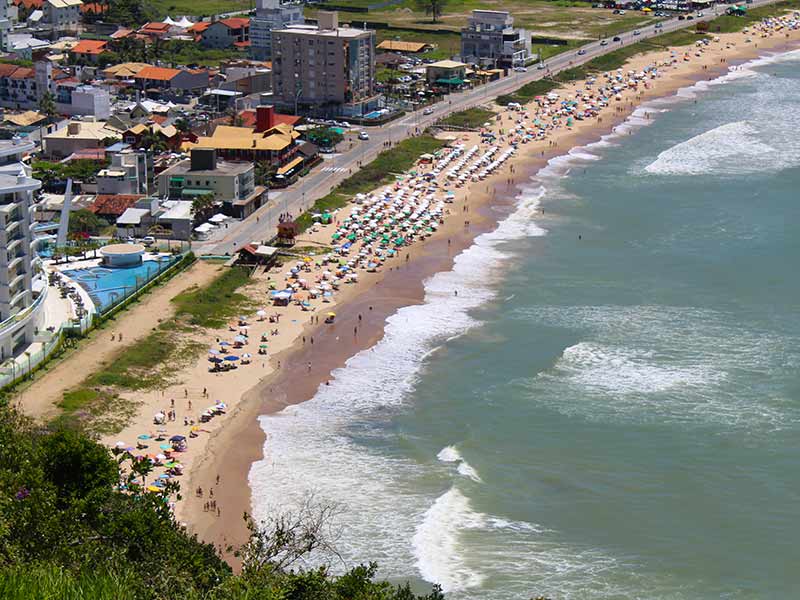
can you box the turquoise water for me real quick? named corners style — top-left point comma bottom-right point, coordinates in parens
top-left (65, 257), bottom-right (176, 312)
top-left (251, 50), bottom-right (800, 598)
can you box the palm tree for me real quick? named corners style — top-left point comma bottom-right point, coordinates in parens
top-left (191, 193), bottom-right (216, 223)
top-left (39, 92), bottom-right (56, 124)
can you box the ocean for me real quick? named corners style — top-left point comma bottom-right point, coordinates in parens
top-left (250, 50), bottom-right (800, 599)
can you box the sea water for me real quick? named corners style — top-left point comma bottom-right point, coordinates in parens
top-left (250, 51), bottom-right (800, 598)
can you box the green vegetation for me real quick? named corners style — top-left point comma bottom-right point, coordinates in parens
top-left (56, 266), bottom-right (252, 433)
top-left (68, 209), bottom-right (108, 237)
top-left (171, 266), bottom-right (253, 329)
top-left (414, 0), bottom-right (449, 23)
top-left (148, 0), bottom-right (252, 18)
top-left (33, 159), bottom-right (106, 190)
top-left (163, 40), bottom-right (243, 68)
top-left (306, 126), bottom-right (346, 148)
top-left (439, 106), bottom-right (496, 128)
top-left (374, 28), bottom-right (461, 61)
top-left (297, 135), bottom-right (445, 231)
top-left (0, 402), bottom-right (449, 599)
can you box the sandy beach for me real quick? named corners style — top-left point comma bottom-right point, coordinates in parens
top-left (72, 14), bottom-right (800, 564)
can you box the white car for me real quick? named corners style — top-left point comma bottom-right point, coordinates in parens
top-left (633, 29), bottom-right (641, 35)
top-left (142, 236), bottom-right (156, 246)
top-left (423, 107), bottom-right (434, 115)
top-left (600, 39), bottom-right (609, 46)
top-left (358, 131), bottom-right (369, 140)
top-left (513, 66), bottom-right (527, 72)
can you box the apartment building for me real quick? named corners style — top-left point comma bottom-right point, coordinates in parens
top-left (0, 138), bottom-right (43, 360)
top-left (460, 10), bottom-right (531, 68)
top-left (271, 12), bottom-right (377, 116)
top-left (249, 0), bottom-right (304, 60)
top-left (96, 150), bottom-right (151, 196)
top-left (44, 0), bottom-right (83, 32)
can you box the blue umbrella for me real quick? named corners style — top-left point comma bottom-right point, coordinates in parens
top-left (219, 341), bottom-right (230, 346)
top-left (224, 355), bottom-right (239, 361)
top-left (137, 434), bottom-right (150, 440)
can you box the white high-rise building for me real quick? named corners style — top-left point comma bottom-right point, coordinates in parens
top-left (0, 0), bottom-right (11, 53)
top-left (249, 0), bottom-right (304, 61)
top-left (0, 138), bottom-right (43, 360)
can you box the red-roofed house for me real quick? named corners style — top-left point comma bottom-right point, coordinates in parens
top-left (80, 1), bottom-right (107, 19)
top-left (69, 39), bottom-right (108, 63)
top-left (89, 195), bottom-right (144, 220)
top-left (188, 21), bottom-right (211, 42)
top-left (239, 107), bottom-right (301, 129)
top-left (138, 22), bottom-right (172, 40)
top-left (200, 17), bottom-right (250, 49)
top-left (133, 66), bottom-right (210, 92)
top-left (0, 64), bottom-right (38, 109)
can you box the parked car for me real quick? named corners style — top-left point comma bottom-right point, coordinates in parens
top-left (142, 236), bottom-right (156, 246)
top-left (600, 39), bottom-right (609, 46)
top-left (613, 36), bottom-right (621, 41)
top-left (423, 107), bottom-right (434, 115)
top-left (577, 49), bottom-right (587, 55)
top-left (514, 66), bottom-right (527, 72)
top-left (633, 29), bottom-right (641, 35)
top-left (358, 131), bottom-right (369, 140)
top-left (687, 15), bottom-right (694, 20)
top-left (619, 9), bottom-right (626, 14)
top-left (678, 14), bottom-right (685, 20)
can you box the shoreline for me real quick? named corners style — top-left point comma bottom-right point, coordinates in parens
top-left (122, 20), bottom-right (800, 565)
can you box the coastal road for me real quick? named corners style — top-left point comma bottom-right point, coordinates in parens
top-left (197, 0), bottom-right (784, 256)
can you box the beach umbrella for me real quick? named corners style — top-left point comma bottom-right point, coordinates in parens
top-left (147, 485), bottom-right (161, 493)
top-left (224, 355), bottom-right (239, 361)
top-left (208, 348), bottom-right (221, 355)
top-left (327, 312), bottom-right (336, 317)
top-left (156, 453), bottom-right (167, 461)
top-left (234, 335), bottom-right (248, 343)
top-left (256, 309), bottom-right (266, 317)
top-left (242, 353), bottom-right (252, 359)
top-left (159, 444), bottom-right (172, 451)
top-left (158, 474), bottom-right (171, 480)
top-left (169, 435), bottom-right (186, 442)
top-left (219, 341), bottom-right (230, 347)
top-left (137, 434), bottom-right (151, 440)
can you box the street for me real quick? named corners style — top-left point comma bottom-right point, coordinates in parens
top-left (197, 0), bottom-right (780, 256)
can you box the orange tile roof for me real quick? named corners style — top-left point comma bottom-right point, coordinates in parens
top-left (14, 0), bottom-right (43, 9)
top-left (0, 64), bottom-right (19, 77)
top-left (189, 21), bottom-right (211, 33)
top-left (140, 22), bottom-right (170, 32)
top-left (90, 195), bottom-right (143, 217)
top-left (220, 17), bottom-right (249, 29)
top-left (110, 27), bottom-right (132, 39)
top-left (80, 2), bottom-right (107, 13)
top-left (71, 39), bottom-right (108, 55)
top-left (134, 66), bottom-right (181, 81)
top-left (9, 68), bottom-right (35, 80)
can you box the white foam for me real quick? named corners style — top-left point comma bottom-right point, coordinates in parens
top-left (644, 120), bottom-right (776, 176)
top-left (412, 487), bottom-right (486, 592)
top-left (437, 445), bottom-right (483, 483)
top-left (250, 181), bottom-right (549, 585)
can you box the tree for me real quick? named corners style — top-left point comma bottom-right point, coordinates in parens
top-left (191, 193), bottom-right (216, 223)
top-left (39, 92), bottom-right (57, 124)
top-left (414, 0), bottom-right (448, 23)
top-left (255, 160), bottom-right (277, 186)
top-left (139, 129), bottom-right (168, 153)
top-left (68, 209), bottom-right (107, 236)
top-left (306, 126), bottom-right (344, 149)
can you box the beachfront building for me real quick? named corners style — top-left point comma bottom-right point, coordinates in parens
top-left (249, 0), bottom-right (304, 61)
top-left (425, 60), bottom-right (468, 87)
top-left (157, 148), bottom-right (265, 219)
top-left (115, 196), bottom-right (194, 240)
top-left (182, 105), bottom-right (304, 166)
top-left (0, 138), bottom-right (44, 360)
top-left (460, 10), bottom-right (531, 68)
top-left (271, 12), bottom-right (378, 117)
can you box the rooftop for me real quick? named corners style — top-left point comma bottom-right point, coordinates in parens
top-left (159, 200), bottom-right (193, 221)
top-left (274, 24), bottom-right (372, 39)
top-left (376, 40), bottom-right (430, 53)
top-left (166, 157), bottom-right (252, 177)
top-left (71, 39), bottom-right (108, 55)
top-left (427, 60), bottom-right (467, 69)
top-left (134, 66), bottom-right (182, 81)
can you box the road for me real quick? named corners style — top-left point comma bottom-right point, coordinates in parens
top-left (197, 0), bottom-right (781, 256)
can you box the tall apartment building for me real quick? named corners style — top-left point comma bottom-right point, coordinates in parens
top-left (460, 10), bottom-right (531, 68)
top-left (249, 0), bottom-right (304, 61)
top-left (0, 0), bottom-right (11, 53)
top-left (271, 12), bottom-right (377, 117)
top-left (0, 138), bottom-right (44, 360)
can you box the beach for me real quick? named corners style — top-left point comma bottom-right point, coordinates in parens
top-left (91, 13), bottom-right (800, 569)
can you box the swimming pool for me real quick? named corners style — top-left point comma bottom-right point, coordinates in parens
top-left (64, 256), bottom-right (178, 313)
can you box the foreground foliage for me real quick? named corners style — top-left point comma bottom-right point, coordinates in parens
top-left (0, 403), bottom-right (448, 599)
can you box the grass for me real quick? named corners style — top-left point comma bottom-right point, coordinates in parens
top-left (55, 267), bottom-right (255, 433)
top-left (439, 107), bottom-right (496, 128)
top-left (297, 134), bottom-right (446, 231)
top-left (496, 22), bottom-right (718, 106)
top-left (147, 0), bottom-right (251, 18)
top-left (164, 40), bottom-right (244, 68)
top-left (171, 266), bottom-right (253, 328)
top-left (373, 28), bottom-right (461, 61)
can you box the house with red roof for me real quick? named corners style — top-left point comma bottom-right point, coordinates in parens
top-left (0, 64), bottom-right (38, 110)
top-left (200, 17), bottom-right (250, 49)
top-left (69, 39), bottom-right (108, 63)
top-left (133, 66), bottom-right (210, 92)
top-left (137, 21), bottom-right (172, 41)
top-left (89, 195), bottom-right (144, 220)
